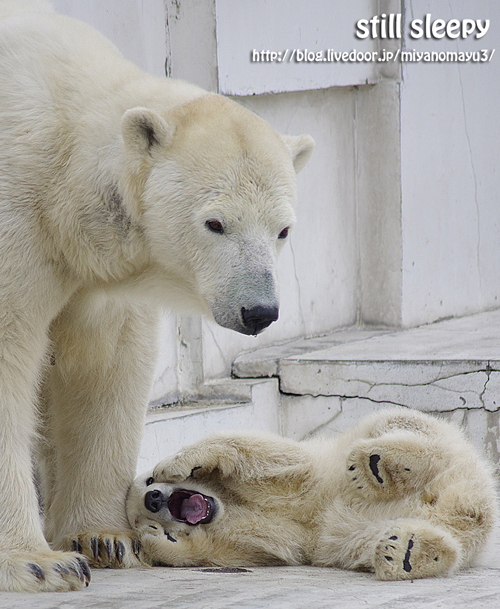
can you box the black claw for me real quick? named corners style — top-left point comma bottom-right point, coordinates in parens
top-left (53, 562), bottom-right (70, 576)
top-left (389, 535), bottom-right (398, 540)
top-left (68, 560), bottom-right (84, 582)
top-left (348, 465), bottom-right (356, 471)
top-left (132, 538), bottom-right (142, 557)
top-left (28, 563), bottom-right (45, 581)
top-left (90, 536), bottom-right (99, 560)
top-left (116, 541), bottom-right (125, 564)
top-left (104, 538), bottom-right (114, 560)
top-left (384, 556), bottom-right (394, 562)
top-left (76, 557), bottom-right (91, 583)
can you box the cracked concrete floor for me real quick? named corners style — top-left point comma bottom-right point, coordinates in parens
top-left (2, 526), bottom-right (499, 609)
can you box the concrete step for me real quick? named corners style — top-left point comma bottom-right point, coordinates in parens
top-left (139, 309), bottom-right (500, 472)
top-left (233, 308), bottom-right (500, 466)
top-left (138, 377), bottom-right (281, 473)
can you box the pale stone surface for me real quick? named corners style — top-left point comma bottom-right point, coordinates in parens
top-left (232, 328), bottom-right (392, 379)
top-left (280, 394), bottom-right (342, 440)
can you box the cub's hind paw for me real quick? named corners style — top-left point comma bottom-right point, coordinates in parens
top-left (347, 437), bottom-right (440, 498)
top-left (347, 447), bottom-right (405, 497)
top-left (374, 521), bottom-right (460, 580)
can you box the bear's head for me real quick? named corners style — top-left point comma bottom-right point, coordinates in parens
top-left (120, 94), bottom-right (314, 335)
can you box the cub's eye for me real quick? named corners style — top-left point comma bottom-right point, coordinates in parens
top-left (146, 477), bottom-right (154, 486)
top-left (206, 220), bottom-right (224, 234)
top-left (278, 227), bottom-right (289, 239)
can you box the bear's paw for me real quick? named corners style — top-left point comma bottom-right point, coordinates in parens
top-left (347, 437), bottom-right (441, 498)
top-left (0, 550), bottom-right (90, 592)
top-left (374, 521), bottom-right (461, 580)
top-left (63, 531), bottom-right (149, 569)
top-left (152, 452), bottom-right (201, 484)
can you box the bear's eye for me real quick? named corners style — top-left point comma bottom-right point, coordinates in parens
top-left (206, 220), bottom-right (224, 234)
top-left (278, 227), bottom-right (289, 239)
top-left (146, 477), bottom-right (154, 486)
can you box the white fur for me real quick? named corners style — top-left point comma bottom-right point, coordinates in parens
top-left (0, 0), bottom-right (313, 592)
top-left (123, 409), bottom-right (498, 580)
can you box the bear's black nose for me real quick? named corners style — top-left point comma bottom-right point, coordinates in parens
top-left (145, 489), bottom-right (164, 513)
top-left (241, 305), bottom-right (279, 335)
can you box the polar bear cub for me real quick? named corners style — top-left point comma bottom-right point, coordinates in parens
top-left (118, 409), bottom-right (497, 580)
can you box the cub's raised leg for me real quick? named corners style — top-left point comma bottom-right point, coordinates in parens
top-left (346, 432), bottom-right (448, 499)
top-left (153, 432), bottom-right (312, 486)
top-left (324, 409), bottom-right (498, 577)
top-left (345, 409), bottom-right (462, 499)
top-left (373, 519), bottom-right (461, 580)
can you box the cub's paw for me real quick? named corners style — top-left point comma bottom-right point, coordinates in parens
top-left (0, 550), bottom-right (90, 592)
top-left (153, 452), bottom-right (204, 484)
top-left (374, 521), bottom-right (460, 580)
top-left (154, 437), bottom-right (246, 483)
top-left (347, 438), bottom-right (439, 498)
top-left (63, 531), bottom-right (148, 569)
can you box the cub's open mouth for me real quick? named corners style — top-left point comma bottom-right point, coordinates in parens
top-left (168, 489), bottom-right (215, 525)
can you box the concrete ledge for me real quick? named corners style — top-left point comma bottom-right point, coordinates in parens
top-left (233, 310), bottom-right (500, 463)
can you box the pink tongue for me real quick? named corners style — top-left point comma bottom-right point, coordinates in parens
top-left (180, 494), bottom-right (207, 524)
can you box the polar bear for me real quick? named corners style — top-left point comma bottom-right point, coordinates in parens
top-left (119, 409), bottom-right (497, 580)
top-left (0, 0), bottom-right (314, 592)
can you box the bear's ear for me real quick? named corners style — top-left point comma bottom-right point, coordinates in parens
top-left (121, 107), bottom-right (175, 154)
top-left (281, 134), bottom-right (315, 173)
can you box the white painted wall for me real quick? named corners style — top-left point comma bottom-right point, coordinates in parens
top-left (53, 0), bottom-right (167, 77)
top-left (214, 0), bottom-right (378, 94)
top-left (400, 0), bottom-right (500, 326)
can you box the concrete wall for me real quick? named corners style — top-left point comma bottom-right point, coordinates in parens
top-left (400, 0), bottom-right (500, 327)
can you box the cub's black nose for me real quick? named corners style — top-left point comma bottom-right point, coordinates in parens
top-left (145, 489), bottom-right (164, 513)
top-left (241, 306), bottom-right (279, 335)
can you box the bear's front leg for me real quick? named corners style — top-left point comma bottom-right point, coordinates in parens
top-left (0, 275), bottom-right (91, 591)
top-left (42, 294), bottom-right (161, 568)
top-left (152, 437), bottom-right (244, 483)
top-left (153, 432), bottom-right (310, 484)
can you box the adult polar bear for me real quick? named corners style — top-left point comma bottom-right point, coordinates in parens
top-left (0, 0), bottom-right (314, 592)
